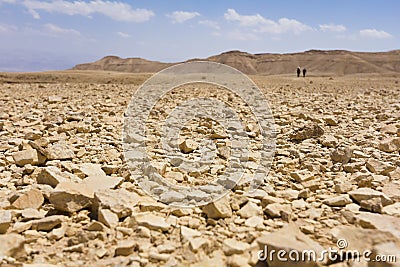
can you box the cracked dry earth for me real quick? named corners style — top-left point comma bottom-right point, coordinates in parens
top-left (0, 73), bottom-right (400, 267)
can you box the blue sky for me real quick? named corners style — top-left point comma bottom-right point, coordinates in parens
top-left (0, 0), bottom-right (399, 71)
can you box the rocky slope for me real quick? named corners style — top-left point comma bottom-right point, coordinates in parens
top-left (0, 73), bottom-right (399, 266)
top-left (72, 50), bottom-right (400, 76)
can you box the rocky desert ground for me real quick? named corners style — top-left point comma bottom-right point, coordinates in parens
top-left (0, 71), bottom-right (399, 267)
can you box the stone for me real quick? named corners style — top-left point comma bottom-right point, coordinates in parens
top-left (131, 212), bottom-right (170, 231)
top-left (85, 221), bottom-right (107, 231)
top-left (360, 197), bottom-right (383, 213)
top-left (290, 170), bottom-right (314, 182)
top-left (115, 240), bottom-right (136, 256)
top-left (349, 188), bottom-right (393, 206)
top-left (93, 188), bottom-right (140, 218)
top-left (382, 182), bottom-right (400, 202)
top-left (30, 215), bottom-right (65, 231)
top-left (98, 208), bottom-right (119, 228)
top-left (223, 238), bottom-right (250, 256)
top-left (334, 182), bottom-right (353, 193)
top-left (378, 137), bottom-right (400, 153)
top-left (189, 237), bottom-right (209, 252)
top-left (48, 226), bottom-right (66, 240)
top-left (12, 149), bottom-right (46, 167)
top-left (202, 195), bottom-right (232, 219)
top-left (79, 163), bottom-right (106, 177)
top-left (165, 171), bottom-right (184, 182)
top-left (323, 195), bottom-right (352, 207)
top-left (179, 139), bottom-right (198, 153)
top-left (324, 116), bottom-right (338, 126)
top-left (237, 201), bottom-right (262, 219)
top-left (380, 124), bottom-right (398, 134)
top-left (257, 223), bottom-right (324, 267)
top-left (36, 166), bottom-right (71, 187)
top-left (321, 135), bottom-right (338, 148)
top-left (330, 146), bottom-right (353, 164)
top-left (0, 210), bottom-right (12, 234)
top-left (366, 158), bottom-right (396, 175)
top-left (289, 124), bottom-right (324, 141)
top-left (11, 189), bottom-right (44, 209)
top-left (331, 225), bottom-right (398, 252)
top-left (21, 208), bottom-right (44, 220)
top-left (369, 242), bottom-right (400, 267)
top-left (244, 216), bottom-right (264, 228)
top-left (0, 233), bottom-right (25, 258)
top-left (227, 254), bottom-right (251, 267)
top-left (382, 202), bottom-right (400, 217)
top-left (49, 182), bottom-right (94, 213)
top-left (48, 95), bottom-right (62, 103)
top-left (82, 175), bottom-right (123, 192)
top-left (355, 212), bottom-right (400, 238)
top-left (180, 226), bottom-right (201, 241)
top-left (44, 141), bottom-right (75, 160)
top-left (264, 203), bottom-right (292, 219)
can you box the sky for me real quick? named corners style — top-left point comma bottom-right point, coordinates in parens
top-left (0, 0), bottom-right (399, 71)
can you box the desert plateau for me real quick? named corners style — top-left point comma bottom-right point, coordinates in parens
top-left (0, 52), bottom-right (399, 267)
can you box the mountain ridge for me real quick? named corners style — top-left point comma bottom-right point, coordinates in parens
top-left (72, 50), bottom-right (400, 75)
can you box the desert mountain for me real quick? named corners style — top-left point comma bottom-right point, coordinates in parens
top-left (72, 49), bottom-right (400, 75)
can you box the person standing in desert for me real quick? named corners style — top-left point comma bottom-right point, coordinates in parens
top-left (297, 66), bottom-right (301, 77)
top-left (303, 68), bottom-right (307, 77)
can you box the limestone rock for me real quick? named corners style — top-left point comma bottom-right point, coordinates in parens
top-left (44, 141), bottom-right (75, 160)
top-left (289, 124), bottom-right (324, 141)
top-left (323, 195), bottom-right (352, 207)
top-left (179, 139), bottom-right (198, 153)
top-left (49, 182), bottom-right (94, 212)
top-left (0, 210), bottom-right (12, 234)
top-left (257, 223), bottom-right (324, 267)
top-left (98, 208), bottom-right (119, 228)
top-left (237, 201), bottom-right (262, 219)
top-left (366, 158), bottom-right (396, 175)
top-left (223, 238), bottom-right (250, 256)
top-left (79, 163), bottom-right (106, 177)
top-left (180, 226), bottom-right (201, 241)
top-left (12, 149), bottom-right (46, 167)
top-left (355, 212), bottom-right (400, 238)
top-left (349, 188), bottom-right (393, 206)
top-left (131, 212), bottom-right (170, 231)
top-left (30, 215), bottom-right (65, 231)
top-left (202, 195), bottom-right (232, 219)
top-left (382, 203), bottom-right (400, 217)
top-left (36, 166), bottom-right (71, 187)
top-left (82, 175), bottom-right (123, 192)
top-left (320, 134), bottom-right (338, 148)
top-left (0, 233), bottom-right (25, 258)
top-left (330, 146), bottom-right (353, 164)
top-left (93, 188), bottom-right (140, 218)
top-left (290, 170), bottom-right (314, 182)
top-left (115, 240), bottom-right (136, 256)
top-left (11, 189), bottom-right (44, 209)
top-left (378, 137), bottom-right (400, 153)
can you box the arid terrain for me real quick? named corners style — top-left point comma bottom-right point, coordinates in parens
top-left (0, 70), bottom-right (399, 267)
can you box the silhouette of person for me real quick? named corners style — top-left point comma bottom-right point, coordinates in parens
top-left (303, 68), bottom-right (307, 77)
top-left (297, 66), bottom-right (301, 77)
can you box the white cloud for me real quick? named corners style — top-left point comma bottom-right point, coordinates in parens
top-left (44, 23), bottom-right (81, 37)
top-left (360, 29), bottom-right (393, 39)
top-left (224, 8), bottom-right (312, 34)
top-left (199, 20), bottom-right (220, 30)
top-left (167, 11), bottom-right (200, 24)
top-left (0, 23), bottom-right (17, 33)
top-left (319, 23), bottom-right (346, 32)
top-left (224, 8), bottom-right (267, 26)
top-left (0, 0), bottom-right (16, 4)
top-left (22, 0), bottom-right (155, 22)
top-left (117, 31), bottom-right (130, 38)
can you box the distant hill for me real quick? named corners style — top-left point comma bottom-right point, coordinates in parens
top-left (72, 49), bottom-right (400, 75)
